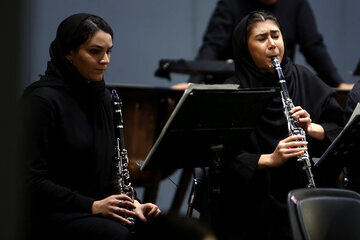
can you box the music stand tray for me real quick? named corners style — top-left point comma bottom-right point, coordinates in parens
top-left (140, 84), bottom-right (276, 171)
top-left (315, 103), bottom-right (360, 185)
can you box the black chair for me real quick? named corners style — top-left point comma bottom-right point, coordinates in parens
top-left (287, 188), bottom-right (360, 240)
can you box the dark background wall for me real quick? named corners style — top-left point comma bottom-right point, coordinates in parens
top-left (23, 0), bottom-right (360, 89)
top-left (1, 1), bottom-right (359, 238)
top-left (23, 0), bottom-right (219, 88)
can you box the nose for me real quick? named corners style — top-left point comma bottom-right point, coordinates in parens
top-left (268, 37), bottom-right (276, 49)
top-left (100, 53), bottom-right (110, 64)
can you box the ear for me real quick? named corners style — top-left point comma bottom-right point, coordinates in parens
top-left (65, 51), bottom-right (73, 62)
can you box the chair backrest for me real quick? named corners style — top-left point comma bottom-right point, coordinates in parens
top-left (287, 188), bottom-right (360, 240)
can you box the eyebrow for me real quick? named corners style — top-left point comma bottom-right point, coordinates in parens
top-left (89, 44), bottom-right (113, 49)
top-left (255, 30), bottom-right (280, 38)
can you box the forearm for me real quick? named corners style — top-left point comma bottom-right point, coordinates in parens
top-left (307, 123), bottom-right (325, 141)
top-left (258, 135), bottom-right (309, 169)
top-left (258, 154), bottom-right (271, 169)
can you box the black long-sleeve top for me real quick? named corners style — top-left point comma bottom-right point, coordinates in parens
top-left (190, 0), bottom-right (343, 87)
top-left (22, 86), bottom-right (119, 223)
top-left (218, 67), bottom-right (344, 240)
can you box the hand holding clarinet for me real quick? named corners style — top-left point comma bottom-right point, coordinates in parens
top-left (259, 57), bottom-right (326, 188)
top-left (91, 90), bottom-right (161, 226)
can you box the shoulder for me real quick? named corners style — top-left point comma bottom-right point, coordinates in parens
top-left (22, 77), bottom-right (71, 103)
top-left (292, 63), bottom-right (332, 91)
top-left (29, 86), bottom-right (64, 97)
top-left (21, 85), bottom-right (76, 116)
top-left (26, 86), bottom-right (69, 104)
top-left (293, 63), bottom-right (315, 76)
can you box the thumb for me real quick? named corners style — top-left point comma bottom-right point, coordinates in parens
top-left (137, 212), bottom-right (147, 222)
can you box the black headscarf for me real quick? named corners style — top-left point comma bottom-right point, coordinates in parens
top-left (23, 13), bottom-right (114, 195)
top-left (225, 11), bottom-right (333, 121)
top-left (24, 13), bottom-right (106, 103)
top-left (223, 11), bottom-right (337, 188)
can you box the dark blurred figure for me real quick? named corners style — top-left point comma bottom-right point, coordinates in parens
top-left (172, 0), bottom-right (353, 90)
top-left (136, 214), bottom-right (217, 240)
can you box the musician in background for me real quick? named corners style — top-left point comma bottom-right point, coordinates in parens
top-left (21, 13), bottom-right (160, 240)
top-left (209, 11), bottom-right (344, 240)
top-left (173, 0), bottom-right (353, 90)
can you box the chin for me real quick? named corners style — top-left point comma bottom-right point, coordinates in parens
top-left (88, 76), bottom-right (103, 82)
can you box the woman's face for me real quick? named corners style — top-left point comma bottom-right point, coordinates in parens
top-left (247, 20), bottom-right (284, 72)
top-left (66, 30), bottom-right (113, 82)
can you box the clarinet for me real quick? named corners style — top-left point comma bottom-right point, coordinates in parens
top-left (111, 89), bottom-right (136, 225)
top-left (271, 57), bottom-right (316, 188)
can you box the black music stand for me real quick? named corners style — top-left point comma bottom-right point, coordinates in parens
top-left (315, 103), bottom-right (360, 187)
top-left (140, 84), bottom-right (276, 171)
top-left (140, 84), bottom-right (276, 218)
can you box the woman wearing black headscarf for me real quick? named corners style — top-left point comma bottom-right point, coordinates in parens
top-left (21, 13), bottom-right (160, 240)
top-left (210, 11), bottom-right (344, 240)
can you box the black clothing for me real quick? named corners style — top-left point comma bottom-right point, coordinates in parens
top-left (21, 14), bottom-right (131, 239)
top-left (211, 13), bottom-right (344, 240)
top-left (342, 80), bottom-right (360, 193)
top-left (23, 84), bottom-right (117, 218)
top-left (190, 0), bottom-right (343, 87)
